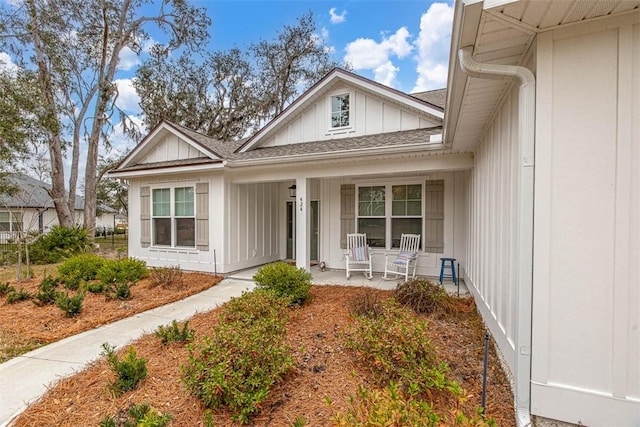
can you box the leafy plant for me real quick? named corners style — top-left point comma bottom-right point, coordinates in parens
top-left (97, 258), bottom-right (148, 288)
top-left (252, 261), bottom-right (312, 306)
top-left (394, 279), bottom-right (456, 315)
top-left (110, 282), bottom-right (132, 300)
top-left (155, 320), bottom-right (194, 345)
top-left (149, 265), bottom-right (184, 288)
top-left (349, 288), bottom-right (385, 317)
top-left (182, 291), bottom-right (293, 424)
top-left (33, 275), bottom-right (61, 305)
top-left (28, 225), bottom-right (92, 264)
top-left (86, 281), bottom-right (106, 294)
top-left (102, 343), bottom-right (148, 396)
top-left (62, 276), bottom-right (82, 291)
top-left (55, 291), bottom-right (85, 317)
top-left (0, 282), bottom-right (16, 297)
top-left (58, 253), bottom-right (105, 282)
top-left (99, 402), bottom-right (171, 427)
top-left (6, 287), bottom-right (32, 303)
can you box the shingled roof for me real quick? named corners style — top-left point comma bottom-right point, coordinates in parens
top-left (410, 88), bottom-right (447, 109)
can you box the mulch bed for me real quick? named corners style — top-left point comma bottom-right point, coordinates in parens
top-left (0, 271), bottom-right (223, 362)
top-left (12, 286), bottom-right (516, 426)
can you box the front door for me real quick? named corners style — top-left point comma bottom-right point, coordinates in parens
top-left (286, 201), bottom-right (295, 259)
top-left (310, 200), bottom-right (319, 262)
top-left (286, 200), bottom-right (319, 262)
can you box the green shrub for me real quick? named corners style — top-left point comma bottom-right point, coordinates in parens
top-left (394, 279), bottom-right (456, 315)
top-left (33, 275), bottom-right (61, 305)
top-left (97, 258), bottom-right (148, 288)
top-left (343, 299), bottom-right (449, 392)
top-left (0, 282), bottom-right (15, 297)
top-left (28, 225), bottom-right (92, 264)
top-left (107, 282), bottom-right (132, 300)
top-left (58, 253), bottom-right (105, 282)
top-left (331, 382), bottom-right (440, 426)
top-left (99, 402), bottom-right (171, 427)
top-left (252, 261), bottom-right (312, 306)
top-left (55, 291), bottom-right (85, 317)
top-left (349, 288), bottom-right (385, 317)
top-left (86, 281), bottom-right (106, 294)
top-left (102, 343), bottom-right (148, 396)
top-left (149, 265), bottom-right (184, 288)
top-left (6, 287), bottom-right (32, 304)
top-left (155, 320), bottom-right (194, 345)
top-left (182, 291), bottom-right (293, 424)
top-left (62, 276), bottom-right (82, 291)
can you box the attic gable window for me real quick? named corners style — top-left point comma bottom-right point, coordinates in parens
top-left (331, 94), bottom-right (350, 128)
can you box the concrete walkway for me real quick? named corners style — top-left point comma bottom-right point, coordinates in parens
top-left (0, 278), bottom-right (255, 427)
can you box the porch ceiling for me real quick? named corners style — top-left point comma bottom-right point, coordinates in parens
top-left (444, 0), bottom-right (640, 151)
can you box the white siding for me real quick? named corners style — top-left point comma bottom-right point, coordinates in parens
top-left (531, 17), bottom-right (640, 426)
top-left (143, 134), bottom-right (206, 163)
top-left (261, 85), bottom-right (440, 147)
top-left (466, 84), bottom-right (520, 373)
top-left (224, 182), bottom-right (280, 272)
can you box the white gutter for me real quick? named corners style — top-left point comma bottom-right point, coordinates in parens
top-left (458, 46), bottom-right (535, 427)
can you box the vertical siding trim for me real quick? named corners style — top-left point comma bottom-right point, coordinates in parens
top-left (340, 184), bottom-right (355, 248)
top-left (195, 182), bottom-right (209, 251)
top-left (140, 186), bottom-right (151, 247)
top-left (424, 180), bottom-right (444, 253)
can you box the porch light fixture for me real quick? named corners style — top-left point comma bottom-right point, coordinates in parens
top-left (288, 184), bottom-right (296, 198)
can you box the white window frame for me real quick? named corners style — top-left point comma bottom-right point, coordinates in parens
top-left (328, 91), bottom-right (353, 132)
top-left (0, 211), bottom-right (23, 233)
top-left (151, 185), bottom-right (196, 248)
top-left (355, 182), bottom-right (424, 250)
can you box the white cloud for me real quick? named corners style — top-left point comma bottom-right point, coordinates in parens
top-left (329, 7), bottom-right (347, 24)
top-left (344, 27), bottom-right (412, 87)
top-left (114, 78), bottom-right (141, 113)
top-left (117, 46), bottom-right (140, 71)
top-left (109, 115), bottom-right (145, 154)
top-left (0, 52), bottom-right (18, 76)
top-left (412, 2), bottom-right (453, 92)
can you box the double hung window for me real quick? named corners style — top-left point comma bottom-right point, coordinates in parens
top-left (357, 184), bottom-right (423, 249)
top-left (330, 94), bottom-right (350, 128)
top-left (152, 187), bottom-right (195, 247)
top-left (0, 212), bottom-right (23, 232)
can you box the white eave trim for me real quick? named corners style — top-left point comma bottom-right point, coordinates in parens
top-left (108, 162), bottom-right (225, 178)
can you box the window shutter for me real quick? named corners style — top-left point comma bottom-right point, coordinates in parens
top-left (340, 184), bottom-right (355, 249)
top-left (424, 180), bottom-right (444, 253)
top-left (195, 182), bottom-right (209, 251)
top-left (140, 186), bottom-right (151, 248)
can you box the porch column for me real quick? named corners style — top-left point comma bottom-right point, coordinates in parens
top-left (295, 177), bottom-right (311, 271)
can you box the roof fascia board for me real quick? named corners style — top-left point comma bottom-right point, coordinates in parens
top-left (109, 162), bottom-right (225, 178)
top-left (238, 69), bottom-right (443, 153)
top-left (117, 121), bottom-right (220, 170)
top-left (443, 0), bottom-right (484, 148)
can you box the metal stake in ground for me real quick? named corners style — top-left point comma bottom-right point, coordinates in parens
top-left (481, 331), bottom-right (490, 415)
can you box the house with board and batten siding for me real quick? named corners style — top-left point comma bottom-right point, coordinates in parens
top-left (112, 1), bottom-right (639, 424)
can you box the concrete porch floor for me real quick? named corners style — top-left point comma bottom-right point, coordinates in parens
top-left (227, 264), bottom-right (469, 296)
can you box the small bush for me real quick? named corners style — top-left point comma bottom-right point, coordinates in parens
top-left (62, 276), bottom-right (82, 291)
top-left (58, 253), bottom-right (105, 282)
top-left (28, 225), bottom-right (92, 264)
top-left (107, 282), bottom-right (132, 300)
top-left (252, 261), bottom-right (312, 306)
top-left (86, 281), bottom-right (106, 293)
top-left (0, 282), bottom-right (16, 297)
top-left (149, 265), bottom-right (184, 288)
top-left (155, 320), bottom-right (194, 345)
top-left (97, 258), bottom-right (148, 288)
top-left (55, 291), bottom-right (85, 317)
top-left (331, 382), bottom-right (440, 426)
top-left (182, 291), bottom-right (293, 424)
top-left (394, 279), bottom-right (456, 315)
top-left (33, 275), bottom-right (62, 305)
top-left (100, 402), bottom-right (171, 427)
top-left (349, 288), bottom-right (385, 317)
top-left (102, 343), bottom-right (148, 396)
top-left (6, 287), bottom-right (32, 304)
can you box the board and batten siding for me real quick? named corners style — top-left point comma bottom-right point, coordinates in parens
top-left (531, 16), bottom-right (639, 426)
top-left (143, 134), bottom-right (207, 163)
top-left (225, 182), bottom-right (280, 272)
top-left (263, 86), bottom-right (440, 148)
top-left (465, 83), bottom-right (519, 375)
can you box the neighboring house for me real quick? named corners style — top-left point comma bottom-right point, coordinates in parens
top-left (111, 1), bottom-right (639, 425)
top-left (0, 174), bottom-right (117, 237)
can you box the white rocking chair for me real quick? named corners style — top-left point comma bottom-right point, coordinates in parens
top-left (383, 234), bottom-right (420, 282)
top-left (345, 233), bottom-right (372, 280)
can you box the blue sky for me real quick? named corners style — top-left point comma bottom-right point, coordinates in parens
top-left (1, 0), bottom-right (454, 169)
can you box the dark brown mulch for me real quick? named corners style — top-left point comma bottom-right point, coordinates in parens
top-left (12, 286), bottom-right (515, 426)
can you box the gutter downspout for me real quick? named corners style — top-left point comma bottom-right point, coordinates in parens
top-left (458, 46), bottom-right (535, 427)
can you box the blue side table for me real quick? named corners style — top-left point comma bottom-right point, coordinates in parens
top-left (439, 257), bottom-right (457, 286)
